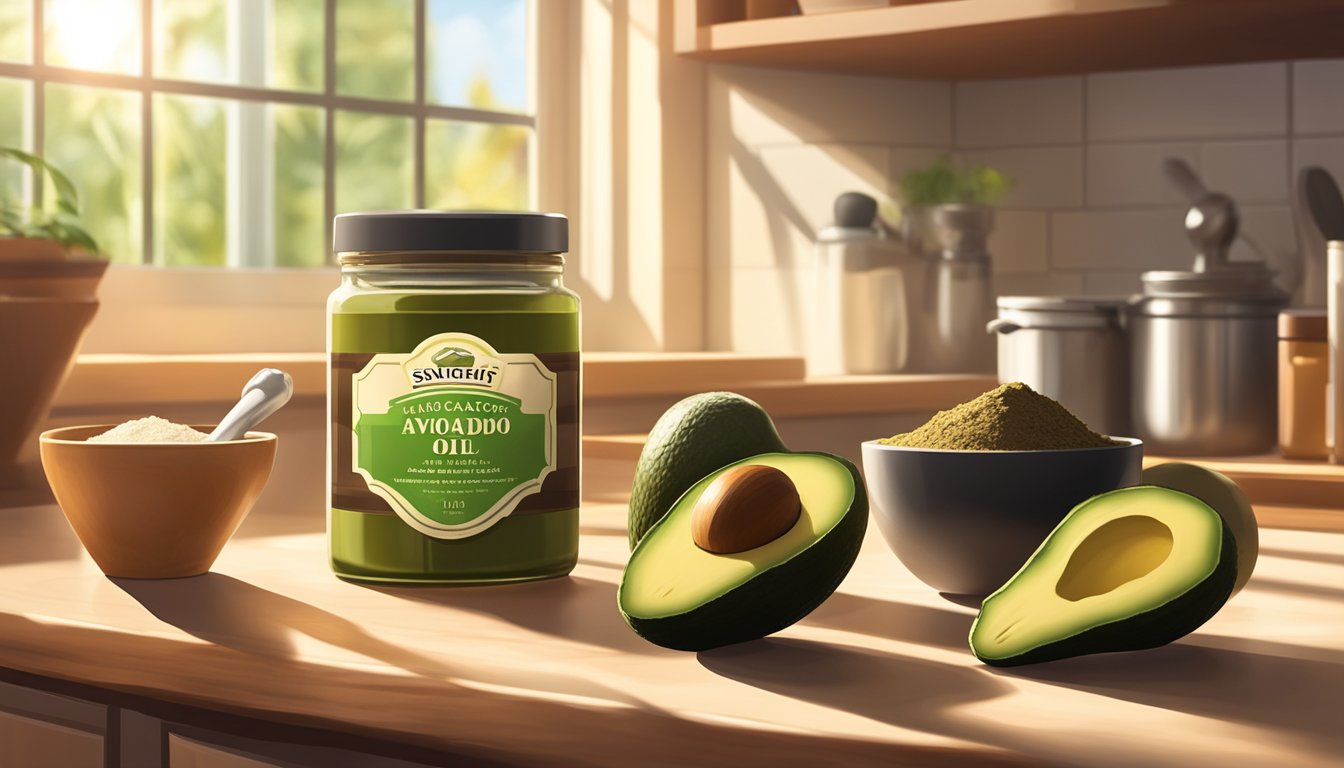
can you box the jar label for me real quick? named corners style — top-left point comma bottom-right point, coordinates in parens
top-left (350, 332), bottom-right (557, 540)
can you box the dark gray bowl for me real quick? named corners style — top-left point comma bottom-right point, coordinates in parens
top-left (860, 438), bottom-right (1143, 600)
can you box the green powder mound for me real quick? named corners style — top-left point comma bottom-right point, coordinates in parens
top-left (879, 382), bottom-right (1118, 451)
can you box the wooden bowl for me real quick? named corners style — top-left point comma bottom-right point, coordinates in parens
top-left (40, 426), bottom-right (277, 579)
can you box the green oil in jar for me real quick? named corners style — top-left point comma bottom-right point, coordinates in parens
top-left (328, 212), bottom-right (579, 584)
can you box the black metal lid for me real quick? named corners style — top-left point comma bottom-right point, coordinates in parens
top-left (333, 210), bottom-right (568, 254)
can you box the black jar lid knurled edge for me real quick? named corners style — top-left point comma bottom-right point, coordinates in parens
top-left (333, 210), bottom-right (568, 255)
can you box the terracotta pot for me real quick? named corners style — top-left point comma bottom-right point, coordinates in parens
top-left (0, 297), bottom-right (99, 467)
top-left (0, 258), bottom-right (108, 299)
top-left (40, 426), bottom-right (277, 579)
top-left (0, 237), bottom-right (66, 261)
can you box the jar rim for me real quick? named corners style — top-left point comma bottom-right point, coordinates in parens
top-left (337, 251), bottom-right (565, 268)
top-left (333, 210), bottom-right (568, 255)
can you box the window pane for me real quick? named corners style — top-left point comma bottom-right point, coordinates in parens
top-left (427, 0), bottom-right (528, 113)
top-left (154, 93), bottom-right (227, 266)
top-left (271, 0), bottom-right (323, 93)
top-left (45, 0), bottom-right (141, 75)
top-left (336, 0), bottom-right (413, 101)
top-left (44, 84), bottom-right (142, 263)
top-left (154, 0), bottom-right (323, 91)
top-left (0, 0), bottom-right (30, 63)
top-left (0, 78), bottom-right (30, 203)
top-left (425, 120), bottom-right (529, 210)
top-left (273, 104), bottom-right (325, 266)
top-left (154, 0), bottom-right (227, 83)
top-left (335, 110), bottom-right (412, 214)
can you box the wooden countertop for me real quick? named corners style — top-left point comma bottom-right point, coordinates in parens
top-left (0, 488), bottom-right (1340, 767)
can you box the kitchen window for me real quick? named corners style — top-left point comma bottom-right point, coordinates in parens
top-left (0, 0), bottom-right (535, 268)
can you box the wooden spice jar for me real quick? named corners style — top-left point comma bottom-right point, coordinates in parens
top-left (1279, 310), bottom-right (1328, 460)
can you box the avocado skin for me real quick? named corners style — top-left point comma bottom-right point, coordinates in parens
top-left (972, 518), bottom-right (1237, 667)
top-left (628, 392), bottom-right (787, 549)
top-left (620, 454), bottom-right (868, 652)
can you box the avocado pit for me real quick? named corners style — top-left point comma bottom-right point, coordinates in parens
top-left (690, 464), bottom-right (801, 554)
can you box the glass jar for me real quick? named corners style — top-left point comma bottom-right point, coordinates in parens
top-left (328, 211), bottom-right (580, 584)
top-left (1279, 309), bottom-right (1328, 460)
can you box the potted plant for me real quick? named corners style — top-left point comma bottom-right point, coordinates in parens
top-left (0, 147), bottom-right (101, 261)
top-left (0, 148), bottom-right (105, 479)
top-left (897, 154), bottom-right (1011, 260)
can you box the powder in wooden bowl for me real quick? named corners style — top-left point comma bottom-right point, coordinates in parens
top-left (87, 416), bottom-right (209, 443)
top-left (878, 382), bottom-right (1118, 451)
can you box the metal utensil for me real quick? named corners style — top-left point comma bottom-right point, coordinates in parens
top-left (207, 368), bottom-right (293, 442)
top-left (1305, 167), bottom-right (1344, 241)
top-left (1294, 167), bottom-right (1331, 305)
top-left (1164, 158), bottom-right (1239, 271)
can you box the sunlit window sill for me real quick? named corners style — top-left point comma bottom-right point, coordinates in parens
top-left (55, 353), bottom-right (328, 407)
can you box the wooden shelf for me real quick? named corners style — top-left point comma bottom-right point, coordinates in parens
top-left (675, 0), bottom-right (1344, 79)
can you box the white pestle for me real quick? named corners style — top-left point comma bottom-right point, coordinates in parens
top-left (207, 368), bottom-right (294, 442)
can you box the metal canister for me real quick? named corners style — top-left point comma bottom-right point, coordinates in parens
top-left (988, 296), bottom-right (1129, 436)
top-left (1129, 267), bottom-right (1287, 456)
top-left (809, 193), bottom-right (927, 375)
top-left (918, 205), bottom-right (996, 374)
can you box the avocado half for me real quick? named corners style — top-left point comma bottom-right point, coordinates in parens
top-left (1142, 462), bottom-right (1258, 595)
top-left (619, 452), bottom-right (867, 651)
top-left (628, 392), bottom-right (787, 549)
top-left (970, 485), bottom-right (1237, 667)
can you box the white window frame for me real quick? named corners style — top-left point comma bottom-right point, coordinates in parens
top-left (1, 0), bottom-right (570, 355)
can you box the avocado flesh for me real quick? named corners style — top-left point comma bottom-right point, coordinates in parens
top-left (620, 452), bottom-right (866, 651)
top-left (971, 486), bottom-right (1237, 666)
top-left (1142, 462), bottom-right (1258, 595)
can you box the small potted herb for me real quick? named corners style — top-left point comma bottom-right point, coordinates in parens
top-left (0, 149), bottom-right (106, 474)
top-left (898, 155), bottom-right (1011, 260)
top-left (0, 147), bottom-right (102, 261)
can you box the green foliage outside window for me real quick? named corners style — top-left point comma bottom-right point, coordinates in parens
top-left (0, 0), bottom-right (531, 267)
top-left (0, 147), bottom-right (101, 254)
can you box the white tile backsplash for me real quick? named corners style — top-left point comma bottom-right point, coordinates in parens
top-left (959, 147), bottom-right (1083, 208)
top-left (1051, 209), bottom-right (1191, 271)
top-left (708, 65), bottom-right (951, 147)
top-left (1233, 205), bottom-right (1298, 273)
top-left (993, 272), bottom-right (1085, 298)
top-left (955, 77), bottom-right (1082, 147)
top-left (1086, 143), bottom-right (1202, 207)
top-left (1201, 141), bottom-right (1289, 203)
top-left (1292, 137), bottom-right (1344, 189)
top-left (757, 143), bottom-right (892, 233)
top-left (724, 266), bottom-right (811, 354)
top-left (1081, 270), bottom-right (1144, 297)
top-left (989, 210), bottom-right (1048, 275)
top-left (1087, 63), bottom-right (1288, 141)
top-left (1293, 60), bottom-right (1344, 134)
top-left (707, 58), bottom-right (1344, 351)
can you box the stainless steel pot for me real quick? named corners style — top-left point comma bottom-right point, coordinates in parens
top-left (1129, 269), bottom-right (1286, 455)
top-left (988, 296), bottom-right (1129, 436)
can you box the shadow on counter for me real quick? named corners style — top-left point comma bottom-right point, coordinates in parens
top-left (998, 637), bottom-right (1344, 757)
top-left (113, 574), bottom-right (454, 675)
top-left (369, 574), bottom-right (667, 657)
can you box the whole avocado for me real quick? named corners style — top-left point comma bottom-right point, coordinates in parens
top-left (627, 392), bottom-right (786, 548)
